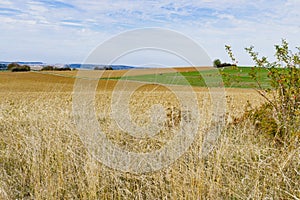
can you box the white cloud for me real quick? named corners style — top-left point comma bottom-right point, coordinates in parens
top-left (0, 0), bottom-right (13, 6)
top-left (0, 0), bottom-right (299, 64)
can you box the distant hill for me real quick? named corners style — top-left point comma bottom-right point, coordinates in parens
top-left (0, 61), bottom-right (43, 65)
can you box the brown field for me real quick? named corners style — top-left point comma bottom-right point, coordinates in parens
top-left (0, 70), bottom-right (299, 199)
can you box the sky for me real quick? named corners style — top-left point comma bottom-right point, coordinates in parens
top-left (0, 0), bottom-right (299, 66)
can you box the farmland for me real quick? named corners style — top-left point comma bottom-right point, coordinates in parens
top-left (112, 67), bottom-right (271, 88)
top-left (35, 66), bottom-right (271, 88)
top-left (0, 69), bottom-right (299, 199)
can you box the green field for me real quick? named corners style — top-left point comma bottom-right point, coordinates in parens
top-left (115, 67), bottom-right (270, 88)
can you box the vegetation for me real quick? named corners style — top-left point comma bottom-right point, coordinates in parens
top-left (7, 62), bottom-right (20, 70)
top-left (41, 65), bottom-right (71, 71)
top-left (213, 58), bottom-right (236, 68)
top-left (94, 66), bottom-right (113, 70)
top-left (0, 74), bottom-right (299, 199)
top-left (116, 67), bottom-right (270, 88)
top-left (0, 40), bottom-right (299, 199)
top-left (213, 59), bottom-right (221, 67)
top-left (226, 39), bottom-right (300, 144)
top-left (7, 62), bottom-right (30, 72)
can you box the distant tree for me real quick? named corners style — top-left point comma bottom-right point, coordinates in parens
top-left (213, 59), bottom-right (222, 67)
top-left (218, 63), bottom-right (235, 68)
top-left (94, 66), bottom-right (113, 70)
top-left (7, 63), bottom-right (30, 72)
top-left (7, 62), bottom-right (21, 70)
top-left (104, 66), bottom-right (113, 70)
top-left (54, 66), bottom-right (71, 71)
top-left (213, 59), bottom-right (236, 68)
top-left (41, 66), bottom-right (54, 71)
top-left (11, 65), bottom-right (30, 72)
top-left (41, 66), bottom-right (71, 71)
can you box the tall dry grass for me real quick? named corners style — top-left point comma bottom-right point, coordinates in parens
top-left (0, 73), bottom-right (299, 199)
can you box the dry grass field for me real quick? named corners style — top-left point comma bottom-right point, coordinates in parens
top-left (0, 70), bottom-right (299, 199)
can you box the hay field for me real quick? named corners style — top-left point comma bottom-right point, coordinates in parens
top-left (0, 71), bottom-right (299, 199)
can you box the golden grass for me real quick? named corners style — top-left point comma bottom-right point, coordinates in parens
top-left (0, 71), bottom-right (299, 199)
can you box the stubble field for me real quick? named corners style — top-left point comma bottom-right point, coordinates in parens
top-left (0, 70), bottom-right (299, 199)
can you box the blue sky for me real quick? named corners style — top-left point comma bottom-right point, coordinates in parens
top-left (0, 0), bottom-right (299, 66)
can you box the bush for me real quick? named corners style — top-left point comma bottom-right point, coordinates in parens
top-left (226, 40), bottom-right (300, 144)
top-left (213, 59), bottom-right (236, 68)
top-left (217, 63), bottom-right (236, 68)
top-left (245, 103), bottom-right (278, 136)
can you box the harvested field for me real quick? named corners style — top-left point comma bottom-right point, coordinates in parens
top-left (1, 70), bottom-right (299, 199)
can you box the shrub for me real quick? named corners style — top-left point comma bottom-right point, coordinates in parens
top-left (218, 63), bottom-right (236, 68)
top-left (226, 40), bottom-right (300, 144)
top-left (213, 58), bottom-right (236, 68)
top-left (245, 103), bottom-right (278, 136)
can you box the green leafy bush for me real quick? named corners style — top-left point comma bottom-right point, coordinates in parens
top-left (226, 40), bottom-right (300, 143)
